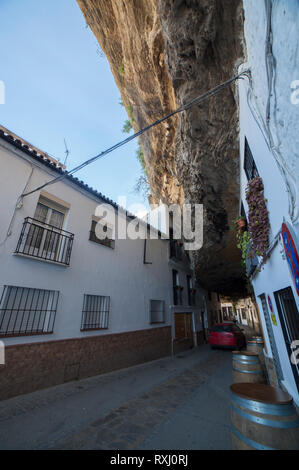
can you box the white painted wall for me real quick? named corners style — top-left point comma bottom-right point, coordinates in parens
top-left (239, 0), bottom-right (299, 404)
top-left (0, 138), bottom-right (198, 347)
top-left (242, 0), bottom-right (299, 226)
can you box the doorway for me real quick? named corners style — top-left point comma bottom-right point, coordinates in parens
top-left (173, 313), bottom-right (193, 354)
top-left (274, 287), bottom-right (299, 393)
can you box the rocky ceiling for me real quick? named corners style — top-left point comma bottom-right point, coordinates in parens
top-left (77, 0), bottom-right (247, 295)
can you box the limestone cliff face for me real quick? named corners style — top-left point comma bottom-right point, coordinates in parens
top-left (77, 0), bottom-right (246, 295)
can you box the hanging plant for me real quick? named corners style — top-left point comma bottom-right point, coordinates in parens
top-left (236, 229), bottom-right (252, 267)
top-left (245, 176), bottom-right (270, 262)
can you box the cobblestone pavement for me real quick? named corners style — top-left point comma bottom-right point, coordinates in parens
top-left (0, 344), bottom-right (235, 450)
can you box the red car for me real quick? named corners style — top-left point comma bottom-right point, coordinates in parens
top-left (208, 322), bottom-right (246, 350)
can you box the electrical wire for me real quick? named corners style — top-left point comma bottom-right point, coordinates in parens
top-left (21, 71), bottom-right (249, 199)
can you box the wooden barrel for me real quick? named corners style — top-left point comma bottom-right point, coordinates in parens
top-left (232, 351), bottom-right (266, 384)
top-left (247, 338), bottom-right (264, 354)
top-left (230, 383), bottom-right (299, 450)
top-left (247, 338), bottom-right (265, 366)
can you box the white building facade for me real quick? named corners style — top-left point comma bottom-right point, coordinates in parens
top-left (238, 0), bottom-right (299, 405)
top-left (0, 125), bottom-right (205, 400)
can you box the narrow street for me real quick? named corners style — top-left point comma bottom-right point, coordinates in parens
top-left (0, 344), bottom-right (235, 450)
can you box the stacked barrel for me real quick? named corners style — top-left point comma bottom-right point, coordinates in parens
top-left (230, 335), bottom-right (299, 450)
top-left (232, 351), bottom-right (265, 384)
top-left (230, 383), bottom-right (299, 450)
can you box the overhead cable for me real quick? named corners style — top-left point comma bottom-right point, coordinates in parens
top-left (21, 71), bottom-right (249, 199)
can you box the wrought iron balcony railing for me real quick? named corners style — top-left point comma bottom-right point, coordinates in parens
top-left (15, 217), bottom-right (74, 266)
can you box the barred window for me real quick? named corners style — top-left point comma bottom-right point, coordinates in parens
top-left (0, 286), bottom-right (59, 336)
top-left (150, 300), bottom-right (165, 324)
top-left (81, 294), bottom-right (110, 330)
top-left (244, 138), bottom-right (259, 180)
top-left (89, 219), bottom-right (115, 249)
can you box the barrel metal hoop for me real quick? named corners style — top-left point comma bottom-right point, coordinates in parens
top-left (233, 358), bottom-right (260, 365)
top-left (233, 367), bottom-right (262, 374)
top-left (232, 403), bottom-right (299, 429)
top-left (231, 425), bottom-right (275, 450)
top-left (231, 393), bottom-right (295, 416)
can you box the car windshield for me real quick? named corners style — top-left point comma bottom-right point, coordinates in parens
top-left (222, 325), bottom-right (233, 332)
top-left (211, 325), bottom-right (223, 332)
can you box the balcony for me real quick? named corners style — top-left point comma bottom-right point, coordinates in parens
top-left (15, 217), bottom-right (74, 266)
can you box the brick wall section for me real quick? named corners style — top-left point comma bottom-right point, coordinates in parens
top-left (0, 326), bottom-right (171, 401)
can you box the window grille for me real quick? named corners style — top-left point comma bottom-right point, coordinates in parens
top-left (150, 300), bottom-right (165, 324)
top-left (244, 138), bottom-right (259, 180)
top-left (0, 286), bottom-right (59, 336)
top-left (81, 294), bottom-right (110, 330)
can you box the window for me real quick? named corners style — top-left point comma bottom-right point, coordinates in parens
top-left (222, 307), bottom-right (229, 320)
top-left (241, 308), bottom-right (246, 320)
top-left (149, 300), bottom-right (165, 324)
top-left (208, 292), bottom-right (212, 301)
top-left (211, 325), bottom-right (224, 332)
top-left (81, 294), bottom-right (110, 331)
top-left (89, 219), bottom-right (115, 249)
top-left (169, 240), bottom-right (183, 260)
top-left (0, 285), bottom-right (59, 336)
top-left (15, 196), bottom-right (73, 265)
top-left (172, 270), bottom-right (182, 305)
top-left (187, 275), bottom-right (196, 306)
top-left (244, 138), bottom-right (259, 180)
top-left (222, 325), bottom-right (233, 332)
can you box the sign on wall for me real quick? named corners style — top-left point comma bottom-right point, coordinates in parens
top-left (267, 295), bottom-right (277, 326)
top-left (282, 222), bottom-right (299, 296)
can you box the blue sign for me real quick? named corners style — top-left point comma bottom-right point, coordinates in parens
top-left (282, 222), bottom-right (299, 296)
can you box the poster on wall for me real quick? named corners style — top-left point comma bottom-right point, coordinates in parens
top-left (281, 222), bottom-right (299, 296)
top-left (267, 295), bottom-right (277, 326)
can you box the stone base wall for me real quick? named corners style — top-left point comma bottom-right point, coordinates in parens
top-left (0, 326), bottom-right (171, 401)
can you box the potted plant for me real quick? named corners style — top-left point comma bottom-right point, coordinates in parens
top-left (234, 216), bottom-right (246, 230)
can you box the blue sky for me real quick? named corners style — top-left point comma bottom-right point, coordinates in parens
top-left (0, 0), bottom-right (148, 214)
